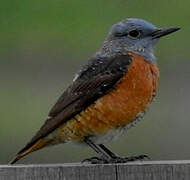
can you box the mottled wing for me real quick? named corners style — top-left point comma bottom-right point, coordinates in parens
top-left (19, 54), bottom-right (132, 154)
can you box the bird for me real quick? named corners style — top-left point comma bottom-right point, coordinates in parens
top-left (10, 18), bottom-right (180, 164)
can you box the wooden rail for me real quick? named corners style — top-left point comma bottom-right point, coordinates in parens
top-left (1, 160), bottom-right (190, 180)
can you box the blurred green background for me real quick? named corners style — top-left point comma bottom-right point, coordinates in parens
top-left (0, 0), bottom-right (190, 164)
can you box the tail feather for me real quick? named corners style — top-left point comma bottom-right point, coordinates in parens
top-left (9, 139), bottom-right (51, 164)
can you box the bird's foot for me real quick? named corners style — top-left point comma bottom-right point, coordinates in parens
top-left (82, 154), bottom-right (150, 164)
top-left (82, 156), bottom-right (109, 164)
top-left (109, 154), bottom-right (150, 163)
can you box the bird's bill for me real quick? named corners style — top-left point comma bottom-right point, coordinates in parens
top-left (151, 27), bottom-right (181, 39)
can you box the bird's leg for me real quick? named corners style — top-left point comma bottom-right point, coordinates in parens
top-left (82, 139), bottom-right (110, 164)
top-left (83, 139), bottom-right (150, 164)
top-left (98, 144), bottom-right (150, 163)
top-left (98, 144), bottom-right (118, 159)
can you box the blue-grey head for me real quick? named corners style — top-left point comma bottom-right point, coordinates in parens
top-left (101, 18), bottom-right (180, 63)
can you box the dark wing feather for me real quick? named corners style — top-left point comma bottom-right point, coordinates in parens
top-left (19, 54), bottom-right (132, 154)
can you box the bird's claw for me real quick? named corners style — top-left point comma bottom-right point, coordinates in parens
top-left (82, 154), bottom-right (150, 164)
top-left (82, 156), bottom-right (108, 164)
top-left (110, 154), bottom-right (150, 163)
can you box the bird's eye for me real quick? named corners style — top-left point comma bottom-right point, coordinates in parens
top-left (128, 30), bottom-right (141, 39)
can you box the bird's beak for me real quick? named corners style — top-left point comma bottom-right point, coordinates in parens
top-left (151, 27), bottom-right (181, 39)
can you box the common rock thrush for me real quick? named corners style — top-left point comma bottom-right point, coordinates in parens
top-left (10, 18), bottom-right (180, 164)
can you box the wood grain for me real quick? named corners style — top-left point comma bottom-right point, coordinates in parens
top-left (1, 161), bottom-right (190, 180)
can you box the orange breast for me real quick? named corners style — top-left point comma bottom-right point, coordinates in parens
top-left (56, 53), bottom-right (159, 142)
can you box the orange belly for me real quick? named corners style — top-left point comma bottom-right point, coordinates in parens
top-left (55, 53), bottom-right (159, 143)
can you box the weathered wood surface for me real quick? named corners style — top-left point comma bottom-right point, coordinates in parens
top-left (1, 160), bottom-right (190, 180)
